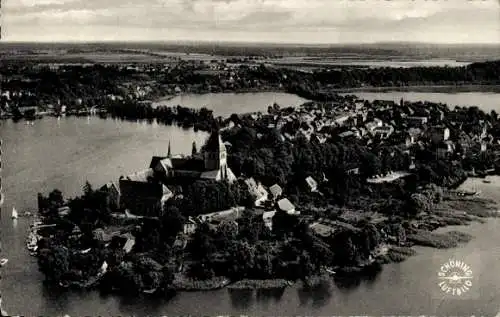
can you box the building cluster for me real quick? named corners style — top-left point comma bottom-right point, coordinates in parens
top-left (96, 126), bottom-right (316, 242)
top-left (242, 97), bottom-right (494, 176)
top-left (93, 96), bottom-right (497, 248)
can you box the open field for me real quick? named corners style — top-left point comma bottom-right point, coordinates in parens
top-left (0, 42), bottom-right (498, 65)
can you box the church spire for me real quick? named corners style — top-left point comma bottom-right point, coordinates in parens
top-left (167, 140), bottom-right (171, 158)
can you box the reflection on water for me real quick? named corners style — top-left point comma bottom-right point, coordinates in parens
top-left (228, 289), bottom-right (254, 309)
top-left (334, 263), bottom-right (384, 292)
top-left (154, 92), bottom-right (308, 117)
top-left (255, 288), bottom-right (285, 303)
top-left (298, 280), bottom-right (332, 308)
top-left (230, 287), bottom-right (286, 309)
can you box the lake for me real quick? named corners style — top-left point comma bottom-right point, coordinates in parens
top-left (152, 92), bottom-right (308, 117)
top-left (345, 91), bottom-right (500, 113)
top-left (268, 58), bottom-right (471, 68)
top-left (2, 92), bottom-right (500, 316)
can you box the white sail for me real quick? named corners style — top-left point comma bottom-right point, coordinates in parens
top-left (11, 208), bottom-right (18, 219)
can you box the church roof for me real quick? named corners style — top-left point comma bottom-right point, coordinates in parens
top-left (150, 156), bottom-right (167, 168)
top-left (204, 129), bottom-right (226, 153)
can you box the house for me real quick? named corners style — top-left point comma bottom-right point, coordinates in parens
top-left (372, 125), bottom-right (394, 139)
top-left (406, 128), bottom-right (422, 146)
top-left (333, 113), bottom-right (351, 126)
top-left (429, 126), bottom-right (450, 144)
top-left (17, 105), bottom-right (39, 116)
top-left (431, 109), bottom-right (445, 122)
top-left (365, 120), bottom-right (382, 132)
top-left (457, 132), bottom-right (473, 154)
top-left (346, 167), bottom-right (360, 175)
top-left (338, 131), bottom-right (356, 139)
top-left (119, 170), bottom-right (173, 217)
top-left (122, 233), bottom-right (136, 253)
top-left (277, 198), bottom-right (299, 215)
top-left (436, 141), bottom-right (455, 159)
top-left (406, 116), bottom-right (428, 127)
top-left (183, 216), bottom-right (197, 235)
top-left (305, 176), bottom-right (318, 192)
top-left (243, 178), bottom-right (268, 207)
top-left (197, 207), bottom-right (243, 223)
top-left (57, 206), bottom-right (70, 217)
top-left (269, 184), bottom-right (283, 200)
top-left (98, 182), bottom-right (121, 209)
top-left (263, 210), bottom-right (276, 230)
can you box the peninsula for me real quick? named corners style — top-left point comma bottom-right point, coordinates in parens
top-left (33, 92), bottom-right (499, 294)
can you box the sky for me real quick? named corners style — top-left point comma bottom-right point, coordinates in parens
top-left (2, 0), bottom-right (500, 44)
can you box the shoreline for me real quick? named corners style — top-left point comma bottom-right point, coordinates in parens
top-left (330, 84), bottom-right (500, 94)
top-left (29, 185), bottom-right (498, 294)
top-left (3, 84), bottom-right (500, 122)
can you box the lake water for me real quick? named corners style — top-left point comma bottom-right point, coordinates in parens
top-left (152, 92), bottom-right (308, 117)
top-left (2, 92), bottom-right (500, 316)
top-left (269, 58), bottom-right (470, 68)
top-left (347, 91), bottom-right (500, 113)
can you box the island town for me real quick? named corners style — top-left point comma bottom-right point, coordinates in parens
top-left (29, 91), bottom-right (499, 294)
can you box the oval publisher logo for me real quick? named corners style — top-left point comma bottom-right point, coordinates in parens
top-left (437, 259), bottom-right (473, 296)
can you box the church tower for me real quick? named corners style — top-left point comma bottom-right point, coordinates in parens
top-left (203, 129), bottom-right (227, 175)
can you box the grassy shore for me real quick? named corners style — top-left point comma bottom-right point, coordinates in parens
top-left (407, 230), bottom-right (473, 249)
top-left (377, 246), bottom-right (417, 264)
top-left (227, 279), bottom-right (292, 290)
top-left (171, 275), bottom-right (230, 291)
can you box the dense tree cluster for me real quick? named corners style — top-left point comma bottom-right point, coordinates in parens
top-left (107, 102), bottom-right (218, 131)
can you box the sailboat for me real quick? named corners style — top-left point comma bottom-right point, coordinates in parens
top-left (11, 207), bottom-right (18, 219)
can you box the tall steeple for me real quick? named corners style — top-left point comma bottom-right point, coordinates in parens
top-left (167, 140), bottom-right (171, 158)
top-left (203, 128), bottom-right (227, 171)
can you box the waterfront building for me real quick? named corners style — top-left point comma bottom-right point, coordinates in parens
top-left (119, 129), bottom-right (236, 216)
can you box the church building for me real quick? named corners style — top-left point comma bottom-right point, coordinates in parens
top-left (119, 129), bottom-right (236, 216)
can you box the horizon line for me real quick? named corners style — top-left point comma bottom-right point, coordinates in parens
top-left (1, 40), bottom-right (500, 47)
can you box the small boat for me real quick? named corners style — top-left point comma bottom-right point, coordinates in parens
top-left (143, 288), bottom-right (157, 294)
top-left (0, 258), bottom-right (8, 267)
top-left (483, 180), bottom-right (491, 183)
top-left (325, 267), bottom-right (336, 275)
top-left (11, 207), bottom-right (18, 219)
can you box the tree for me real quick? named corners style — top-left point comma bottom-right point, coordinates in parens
top-left (38, 245), bottom-right (71, 282)
top-left (48, 189), bottom-right (64, 207)
top-left (161, 205), bottom-right (185, 243)
top-left (192, 141), bottom-right (198, 155)
top-left (407, 193), bottom-right (432, 215)
top-left (83, 181), bottom-right (93, 197)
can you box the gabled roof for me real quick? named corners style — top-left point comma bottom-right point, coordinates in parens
top-left (149, 156), bottom-right (167, 168)
top-left (124, 168), bottom-right (155, 182)
top-left (277, 198), bottom-right (295, 212)
top-left (305, 176), bottom-right (318, 189)
top-left (99, 182), bottom-right (119, 193)
top-left (269, 184), bottom-right (283, 197)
